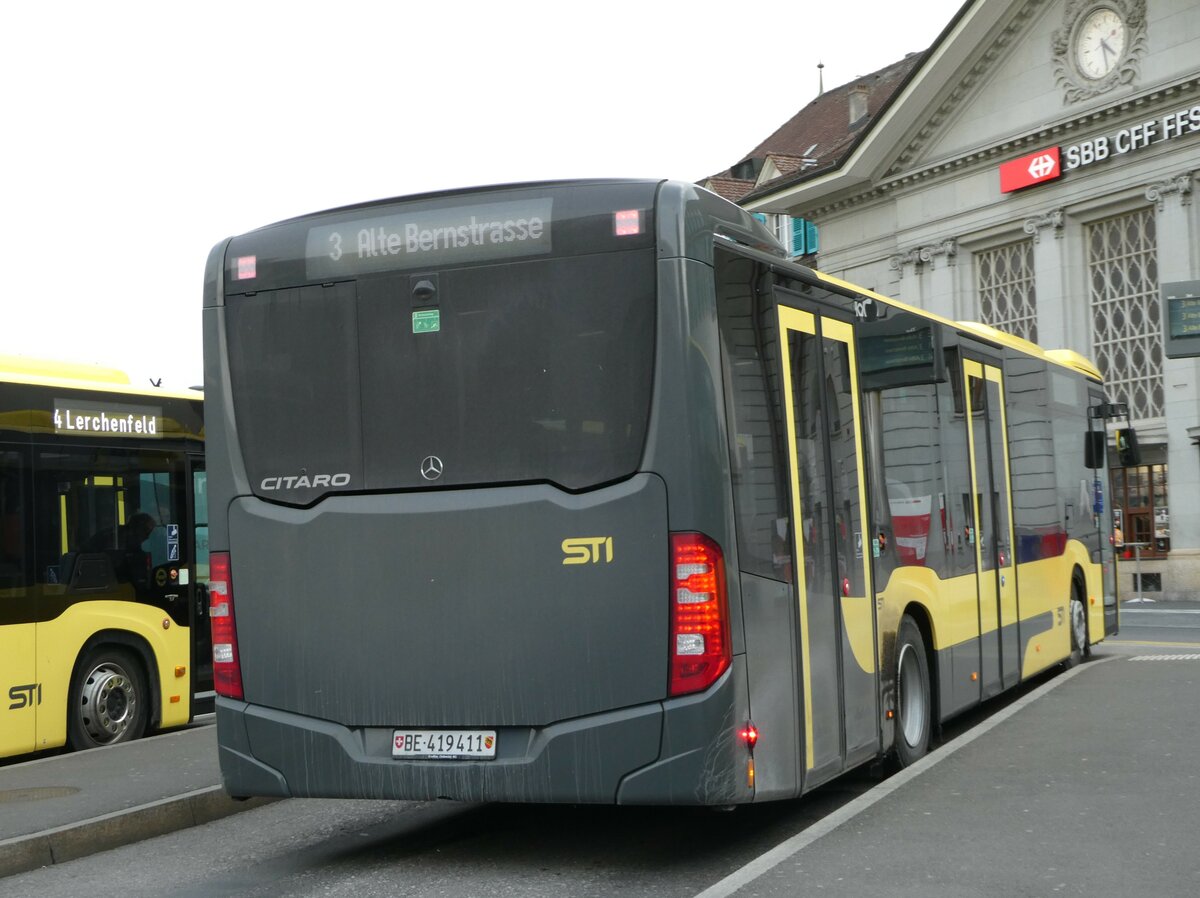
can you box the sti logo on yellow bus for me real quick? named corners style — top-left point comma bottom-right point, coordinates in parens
top-left (8, 683), bottom-right (42, 710)
top-left (562, 537), bottom-right (614, 565)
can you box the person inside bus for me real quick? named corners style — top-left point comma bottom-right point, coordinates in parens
top-left (82, 512), bottom-right (157, 593)
top-left (119, 512), bottom-right (158, 593)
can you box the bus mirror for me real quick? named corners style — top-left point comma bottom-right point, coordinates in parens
top-left (1084, 431), bottom-right (1104, 469)
top-left (1116, 427), bottom-right (1141, 467)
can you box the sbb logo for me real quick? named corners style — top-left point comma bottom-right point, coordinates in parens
top-left (999, 147), bottom-right (1062, 192)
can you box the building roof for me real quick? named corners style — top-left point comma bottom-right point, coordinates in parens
top-left (703, 52), bottom-right (927, 204)
top-left (702, 176), bottom-right (757, 203)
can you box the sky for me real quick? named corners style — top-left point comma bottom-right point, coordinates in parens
top-left (1, 0), bottom-right (965, 390)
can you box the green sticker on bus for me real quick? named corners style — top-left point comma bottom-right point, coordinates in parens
top-left (412, 310), bottom-right (440, 333)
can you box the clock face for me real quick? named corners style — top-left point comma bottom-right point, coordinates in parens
top-left (1075, 7), bottom-right (1127, 80)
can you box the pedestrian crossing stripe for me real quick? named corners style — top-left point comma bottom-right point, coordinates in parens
top-left (1128, 654), bottom-right (1200, 661)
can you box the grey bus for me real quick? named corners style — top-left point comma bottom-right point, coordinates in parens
top-left (202, 179), bottom-right (1122, 805)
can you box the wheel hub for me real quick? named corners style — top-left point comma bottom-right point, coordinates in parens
top-left (79, 663), bottom-right (137, 743)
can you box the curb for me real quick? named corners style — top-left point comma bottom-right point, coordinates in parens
top-left (0, 785), bottom-right (277, 878)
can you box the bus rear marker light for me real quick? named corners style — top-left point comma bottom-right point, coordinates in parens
top-left (614, 209), bottom-right (641, 236)
top-left (739, 723), bottom-right (759, 748)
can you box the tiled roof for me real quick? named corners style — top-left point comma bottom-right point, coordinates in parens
top-left (704, 52), bottom-right (926, 203)
top-left (700, 176), bottom-right (757, 202)
top-left (764, 154), bottom-right (817, 176)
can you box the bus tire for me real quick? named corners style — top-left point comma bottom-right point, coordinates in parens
top-left (1068, 582), bottom-right (1090, 667)
top-left (67, 647), bottom-right (149, 750)
top-left (894, 615), bottom-right (931, 767)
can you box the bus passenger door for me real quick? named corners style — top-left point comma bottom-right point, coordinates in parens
top-left (962, 358), bottom-right (1019, 696)
top-left (0, 445), bottom-right (37, 757)
top-left (189, 460), bottom-right (213, 712)
top-left (778, 301), bottom-right (878, 785)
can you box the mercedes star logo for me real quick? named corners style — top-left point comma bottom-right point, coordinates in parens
top-left (420, 455), bottom-right (444, 481)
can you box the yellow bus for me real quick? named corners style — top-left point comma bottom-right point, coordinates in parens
top-left (0, 356), bottom-right (209, 758)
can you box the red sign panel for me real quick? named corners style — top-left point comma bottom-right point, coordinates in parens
top-left (999, 147), bottom-right (1062, 192)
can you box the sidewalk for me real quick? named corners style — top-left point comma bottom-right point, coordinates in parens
top-left (701, 642), bottom-right (1200, 897)
top-left (0, 723), bottom-right (270, 877)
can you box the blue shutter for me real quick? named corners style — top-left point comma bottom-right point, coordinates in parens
top-left (791, 217), bottom-right (805, 256)
top-left (788, 218), bottom-right (820, 256)
top-left (751, 213), bottom-right (767, 224)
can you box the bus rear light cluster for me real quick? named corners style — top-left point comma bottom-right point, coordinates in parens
top-left (209, 551), bottom-right (244, 700)
top-left (669, 532), bottom-right (731, 697)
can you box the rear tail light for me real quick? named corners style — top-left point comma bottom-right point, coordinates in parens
top-left (209, 551), bottom-right (244, 700)
top-left (669, 532), bottom-right (731, 696)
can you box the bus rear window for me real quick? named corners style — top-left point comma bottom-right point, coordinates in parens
top-left (225, 249), bottom-right (656, 496)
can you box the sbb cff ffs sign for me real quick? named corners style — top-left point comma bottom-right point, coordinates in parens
top-left (999, 147), bottom-right (1062, 192)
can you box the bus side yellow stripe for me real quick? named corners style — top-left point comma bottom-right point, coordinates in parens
top-left (778, 305), bottom-right (817, 771)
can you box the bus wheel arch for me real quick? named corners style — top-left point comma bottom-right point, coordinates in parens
top-left (893, 606), bottom-right (936, 767)
top-left (66, 632), bottom-right (159, 751)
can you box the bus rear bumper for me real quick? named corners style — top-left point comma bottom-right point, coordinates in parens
top-left (216, 698), bottom-right (664, 804)
top-left (214, 666), bottom-right (748, 805)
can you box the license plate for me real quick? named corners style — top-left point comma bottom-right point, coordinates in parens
top-left (392, 729), bottom-right (497, 760)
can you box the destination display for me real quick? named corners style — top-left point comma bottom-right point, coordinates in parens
top-left (859, 320), bottom-right (941, 390)
top-left (1168, 294), bottom-right (1200, 339)
top-left (860, 327), bottom-right (935, 374)
top-left (1164, 280), bottom-right (1200, 359)
top-left (304, 198), bottom-right (553, 279)
top-left (54, 399), bottom-right (163, 439)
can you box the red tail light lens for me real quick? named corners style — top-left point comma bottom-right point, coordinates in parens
top-left (209, 551), bottom-right (244, 700)
top-left (669, 532), bottom-right (731, 696)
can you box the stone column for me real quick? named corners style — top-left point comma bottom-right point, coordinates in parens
top-left (888, 241), bottom-right (957, 318)
top-left (1147, 172), bottom-right (1199, 595)
top-left (920, 239), bottom-right (958, 321)
top-left (1023, 209), bottom-right (1066, 347)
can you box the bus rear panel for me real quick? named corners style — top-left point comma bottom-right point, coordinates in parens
top-left (203, 181), bottom-right (762, 804)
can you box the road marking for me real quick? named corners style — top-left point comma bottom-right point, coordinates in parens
top-left (691, 658), bottom-right (1112, 898)
top-left (1121, 608), bottom-right (1200, 614)
top-left (1128, 654), bottom-right (1200, 661)
top-left (1114, 640), bottom-right (1200, 649)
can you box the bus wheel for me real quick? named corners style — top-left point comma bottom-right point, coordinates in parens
top-left (67, 648), bottom-right (148, 750)
top-left (1068, 584), bottom-right (1090, 667)
top-left (894, 615), bottom-right (931, 767)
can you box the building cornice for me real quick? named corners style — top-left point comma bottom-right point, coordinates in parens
top-left (888, 238), bottom-right (958, 278)
top-left (1023, 208), bottom-right (1065, 242)
top-left (1144, 172), bottom-right (1193, 210)
top-left (808, 75), bottom-right (1200, 219)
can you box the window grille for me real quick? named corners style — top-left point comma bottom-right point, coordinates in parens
top-left (977, 240), bottom-right (1038, 343)
top-left (1088, 209), bottom-right (1162, 419)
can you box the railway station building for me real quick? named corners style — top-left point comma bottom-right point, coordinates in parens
top-left (708, 0), bottom-right (1200, 598)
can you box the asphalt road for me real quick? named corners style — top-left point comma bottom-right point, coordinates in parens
top-left (1110, 600), bottom-right (1200, 648)
top-left (5, 603), bottom-right (1196, 898)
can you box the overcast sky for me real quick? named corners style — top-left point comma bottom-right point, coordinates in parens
top-left (1, 0), bottom-right (964, 390)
